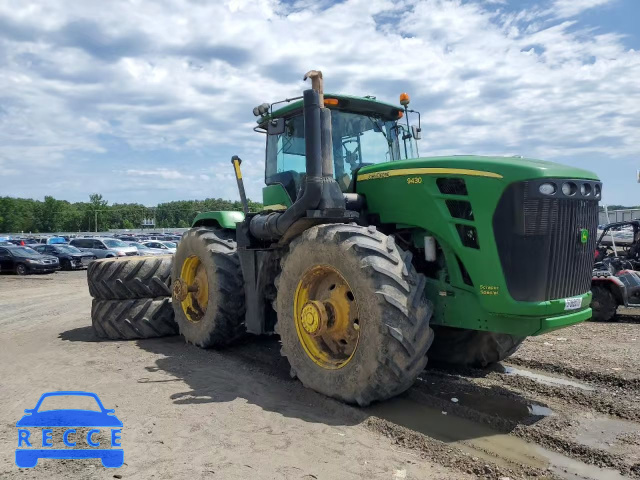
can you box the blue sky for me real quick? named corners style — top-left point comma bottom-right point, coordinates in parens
top-left (0, 0), bottom-right (639, 205)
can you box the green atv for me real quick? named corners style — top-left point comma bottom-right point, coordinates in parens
top-left (170, 71), bottom-right (600, 405)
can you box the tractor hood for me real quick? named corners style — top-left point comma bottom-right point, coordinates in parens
top-left (357, 155), bottom-right (599, 183)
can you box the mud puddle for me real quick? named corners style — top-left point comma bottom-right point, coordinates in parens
top-left (501, 365), bottom-right (596, 391)
top-left (367, 395), bottom-right (627, 480)
top-left (416, 376), bottom-right (552, 421)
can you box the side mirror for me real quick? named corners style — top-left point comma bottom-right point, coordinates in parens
top-left (411, 125), bottom-right (422, 140)
top-left (267, 118), bottom-right (285, 135)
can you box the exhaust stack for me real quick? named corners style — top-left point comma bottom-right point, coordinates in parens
top-left (249, 72), bottom-right (345, 241)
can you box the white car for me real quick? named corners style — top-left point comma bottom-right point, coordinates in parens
top-left (124, 242), bottom-right (167, 256)
top-left (142, 241), bottom-right (176, 254)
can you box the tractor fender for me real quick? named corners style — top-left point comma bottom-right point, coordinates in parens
top-left (592, 275), bottom-right (626, 306)
top-left (192, 211), bottom-right (245, 230)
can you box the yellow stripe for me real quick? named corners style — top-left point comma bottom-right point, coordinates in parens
top-left (357, 167), bottom-right (503, 181)
top-left (233, 160), bottom-right (242, 180)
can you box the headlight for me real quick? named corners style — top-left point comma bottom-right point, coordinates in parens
top-left (594, 184), bottom-right (601, 198)
top-left (561, 182), bottom-right (577, 196)
top-left (539, 182), bottom-right (556, 195)
top-left (580, 183), bottom-right (591, 196)
top-left (117, 251), bottom-right (127, 256)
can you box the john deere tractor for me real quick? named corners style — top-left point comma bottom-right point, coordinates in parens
top-left (92, 71), bottom-right (600, 406)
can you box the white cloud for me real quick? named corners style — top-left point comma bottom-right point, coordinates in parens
top-left (552, 0), bottom-right (615, 18)
top-left (0, 0), bottom-right (638, 205)
top-left (124, 169), bottom-right (193, 180)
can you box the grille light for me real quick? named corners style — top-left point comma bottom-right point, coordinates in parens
top-left (539, 182), bottom-right (556, 195)
top-left (594, 184), bottom-right (601, 198)
top-left (562, 182), bottom-right (577, 196)
top-left (581, 183), bottom-right (592, 196)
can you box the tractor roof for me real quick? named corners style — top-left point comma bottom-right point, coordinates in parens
top-left (257, 93), bottom-right (403, 126)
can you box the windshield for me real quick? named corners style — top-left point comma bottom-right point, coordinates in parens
top-left (162, 242), bottom-right (176, 248)
top-left (55, 245), bottom-right (82, 254)
top-left (35, 394), bottom-right (102, 412)
top-left (12, 247), bottom-right (41, 258)
top-left (130, 242), bottom-right (149, 249)
top-left (266, 109), bottom-right (418, 193)
top-left (103, 239), bottom-right (127, 248)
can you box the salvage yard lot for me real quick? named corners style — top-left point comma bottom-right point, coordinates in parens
top-left (1, 272), bottom-right (639, 479)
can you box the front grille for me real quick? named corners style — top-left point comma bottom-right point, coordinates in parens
top-left (493, 180), bottom-right (599, 302)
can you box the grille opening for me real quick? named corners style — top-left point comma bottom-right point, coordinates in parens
top-left (456, 255), bottom-right (474, 286)
top-left (446, 200), bottom-right (474, 220)
top-left (493, 181), bottom-right (598, 302)
top-left (456, 224), bottom-right (479, 249)
top-left (437, 178), bottom-right (468, 195)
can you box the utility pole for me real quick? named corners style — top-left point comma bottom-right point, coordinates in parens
top-left (95, 211), bottom-right (98, 233)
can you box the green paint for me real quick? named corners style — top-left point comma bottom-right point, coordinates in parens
top-left (262, 184), bottom-right (292, 209)
top-left (192, 211), bottom-right (244, 229)
top-left (581, 228), bottom-right (589, 244)
top-left (197, 92), bottom-right (600, 338)
top-left (356, 155), bottom-right (599, 335)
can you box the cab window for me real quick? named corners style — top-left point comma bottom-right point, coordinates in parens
top-left (265, 110), bottom-right (400, 196)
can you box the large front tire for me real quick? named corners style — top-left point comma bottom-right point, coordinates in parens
top-left (171, 228), bottom-right (245, 348)
top-left (275, 224), bottom-right (433, 406)
top-left (429, 327), bottom-right (525, 367)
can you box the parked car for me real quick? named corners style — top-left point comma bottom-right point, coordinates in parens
top-left (124, 241), bottom-right (167, 256)
top-left (143, 241), bottom-right (176, 254)
top-left (69, 238), bottom-right (138, 258)
top-left (33, 236), bottom-right (67, 245)
top-left (33, 244), bottom-right (96, 270)
top-left (159, 241), bottom-right (178, 252)
top-left (0, 245), bottom-right (59, 275)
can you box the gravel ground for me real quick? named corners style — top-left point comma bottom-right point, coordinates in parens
top-left (1, 271), bottom-right (639, 479)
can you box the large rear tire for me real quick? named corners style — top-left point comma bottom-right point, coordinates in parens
top-left (275, 224), bottom-right (434, 406)
top-left (171, 228), bottom-right (245, 348)
top-left (429, 327), bottom-right (525, 367)
top-left (590, 284), bottom-right (618, 322)
top-left (87, 255), bottom-right (173, 300)
top-left (91, 297), bottom-right (178, 340)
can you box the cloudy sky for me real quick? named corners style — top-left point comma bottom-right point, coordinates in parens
top-left (0, 0), bottom-right (638, 205)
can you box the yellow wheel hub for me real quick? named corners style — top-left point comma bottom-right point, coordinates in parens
top-left (294, 265), bottom-right (360, 370)
top-left (174, 255), bottom-right (209, 322)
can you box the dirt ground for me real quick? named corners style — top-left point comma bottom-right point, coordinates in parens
top-left (1, 271), bottom-right (639, 480)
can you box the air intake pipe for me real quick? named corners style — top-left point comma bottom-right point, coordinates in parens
top-left (250, 89), bottom-right (345, 240)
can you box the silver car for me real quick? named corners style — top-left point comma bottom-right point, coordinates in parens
top-left (124, 241), bottom-right (166, 256)
top-left (69, 238), bottom-right (138, 258)
top-left (142, 241), bottom-right (176, 254)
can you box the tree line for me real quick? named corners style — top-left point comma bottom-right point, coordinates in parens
top-left (0, 194), bottom-right (262, 234)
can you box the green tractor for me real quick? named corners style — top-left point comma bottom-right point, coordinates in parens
top-left (170, 71), bottom-right (600, 406)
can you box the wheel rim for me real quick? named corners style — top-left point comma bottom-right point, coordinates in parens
top-left (178, 255), bottom-right (209, 322)
top-left (293, 265), bottom-right (360, 370)
top-left (17, 265), bottom-right (26, 275)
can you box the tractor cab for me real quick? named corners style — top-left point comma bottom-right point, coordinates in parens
top-left (257, 94), bottom-right (422, 202)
